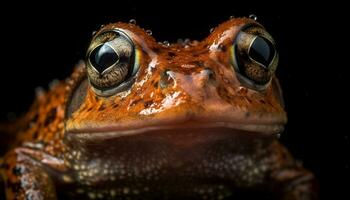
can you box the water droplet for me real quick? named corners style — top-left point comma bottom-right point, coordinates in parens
top-left (100, 24), bottom-right (105, 28)
top-left (163, 41), bottom-right (170, 47)
top-left (210, 28), bottom-right (214, 33)
top-left (92, 31), bottom-right (97, 36)
top-left (184, 38), bottom-right (190, 45)
top-left (146, 30), bottom-right (152, 35)
top-left (249, 14), bottom-right (257, 21)
top-left (129, 19), bottom-right (137, 25)
top-left (229, 15), bottom-right (235, 19)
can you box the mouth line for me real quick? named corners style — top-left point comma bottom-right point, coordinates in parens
top-left (66, 121), bottom-right (284, 141)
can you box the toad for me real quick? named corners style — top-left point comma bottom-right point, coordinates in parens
top-left (0, 17), bottom-right (318, 199)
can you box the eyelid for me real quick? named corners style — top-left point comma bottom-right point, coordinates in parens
top-left (107, 28), bottom-right (134, 46)
top-left (88, 28), bottom-right (134, 54)
top-left (109, 37), bottom-right (133, 58)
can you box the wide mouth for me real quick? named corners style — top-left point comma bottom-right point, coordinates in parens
top-left (66, 120), bottom-right (284, 142)
top-left (63, 121), bottom-right (284, 197)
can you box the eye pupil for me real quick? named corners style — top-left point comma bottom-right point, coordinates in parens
top-left (249, 36), bottom-right (275, 67)
top-left (89, 44), bottom-right (119, 73)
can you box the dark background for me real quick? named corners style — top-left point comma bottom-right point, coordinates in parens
top-left (0, 2), bottom-right (347, 199)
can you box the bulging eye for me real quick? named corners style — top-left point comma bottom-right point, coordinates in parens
top-left (86, 29), bottom-right (139, 96)
top-left (231, 25), bottom-right (278, 90)
top-left (89, 44), bottom-right (119, 74)
top-left (249, 36), bottom-right (275, 67)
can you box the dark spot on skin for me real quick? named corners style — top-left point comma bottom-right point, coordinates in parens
top-left (98, 104), bottom-right (106, 111)
top-left (32, 131), bottom-right (39, 139)
top-left (260, 99), bottom-right (266, 104)
top-left (144, 100), bottom-right (153, 108)
top-left (245, 112), bottom-right (251, 117)
top-left (12, 166), bottom-right (24, 176)
top-left (218, 44), bottom-right (226, 51)
top-left (154, 81), bottom-right (158, 88)
top-left (168, 52), bottom-right (176, 57)
top-left (151, 47), bottom-right (160, 53)
top-left (112, 104), bottom-right (119, 108)
top-left (44, 108), bottom-right (57, 126)
top-left (87, 107), bottom-right (93, 112)
top-left (32, 113), bottom-right (39, 122)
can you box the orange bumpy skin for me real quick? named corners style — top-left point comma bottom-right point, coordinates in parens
top-left (0, 18), bottom-right (318, 200)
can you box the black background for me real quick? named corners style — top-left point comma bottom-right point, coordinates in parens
top-left (0, 2), bottom-right (347, 199)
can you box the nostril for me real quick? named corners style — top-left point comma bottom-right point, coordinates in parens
top-left (194, 68), bottom-right (217, 88)
top-left (159, 70), bottom-right (175, 89)
top-left (204, 68), bottom-right (217, 86)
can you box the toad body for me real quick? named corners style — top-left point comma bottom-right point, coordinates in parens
top-left (0, 18), bottom-right (318, 199)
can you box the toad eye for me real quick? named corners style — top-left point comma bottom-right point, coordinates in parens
top-left (249, 36), bottom-right (275, 67)
top-left (231, 25), bottom-right (278, 90)
top-left (89, 44), bottom-right (119, 74)
top-left (86, 29), bottom-right (139, 96)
